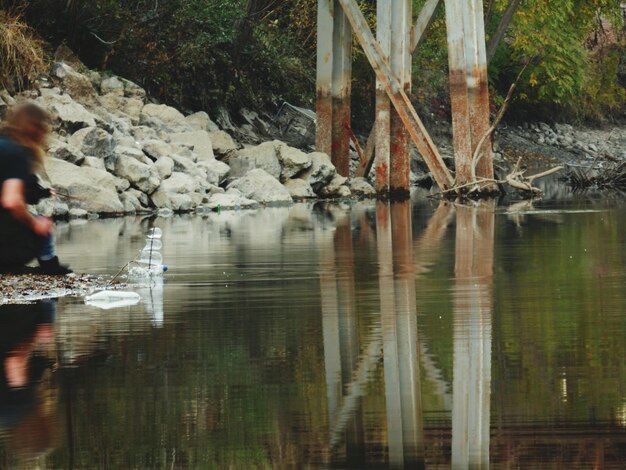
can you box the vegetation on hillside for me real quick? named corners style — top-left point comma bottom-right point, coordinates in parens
top-left (0, 0), bottom-right (624, 124)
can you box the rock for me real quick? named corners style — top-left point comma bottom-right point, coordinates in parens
top-left (169, 130), bottom-right (215, 161)
top-left (150, 191), bottom-right (194, 211)
top-left (69, 208), bottom-right (89, 218)
top-left (142, 140), bottom-right (173, 160)
top-left (284, 178), bottom-right (315, 198)
top-left (141, 103), bottom-right (190, 132)
top-left (300, 152), bottom-right (336, 193)
top-left (229, 141), bottom-right (281, 179)
top-left (81, 156), bottom-right (106, 171)
top-left (36, 93), bottom-right (97, 131)
top-left (319, 174), bottom-right (351, 198)
top-left (348, 177), bottom-right (375, 197)
top-left (131, 125), bottom-right (160, 142)
top-left (113, 155), bottom-right (161, 194)
top-left (185, 111), bottom-right (219, 132)
top-left (208, 130), bottom-right (238, 160)
top-left (115, 144), bottom-right (151, 164)
top-left (227, 168), bottom-right (293, 205)
top-left (197, 158), bottom-right (230, 186)
top-left (44, 157), bottom-right (124, 213)
top-left (100, 76), bottom-right (125, 96)
top-left (47, 139), bottom-right (85, 165)
top-left (206, 189), bottom-right (261, 210)
top-left (50, 62), bottom-right (97, 104)
top-left (67, 126), bottom-right (115, 161)
top-left (158, 172), bottom-right (199, 194)
top-left (98, 94), bottom-right (143, 123)
top-left (34, 198), bottom-right (69, 218)
top-left (276, 143), bottom-right (311, 181)
top-left (155, 156), bottom-right (174, 179)
top-left (120, 78), bottom-right (146, 100)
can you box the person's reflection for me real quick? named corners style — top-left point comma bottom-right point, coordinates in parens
top-left (0, 300), bottom-right (58, 461)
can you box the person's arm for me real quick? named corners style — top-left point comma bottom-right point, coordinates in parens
top-left (1, 178), bottom-right (52, 236)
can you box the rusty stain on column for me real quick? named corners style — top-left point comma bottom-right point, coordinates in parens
top-left (331, 1), bottom-right (352, 177)
top-left (337, 0), bottom-right (454, 191)
top-left (374, 0), bottom-right (391, 194)
top-left (389, 0), bottom-right (412, 198)
top-left (316, 0), bottom-right (334, 156)
top-left (463, 0), bottom-right (494, 183)
top-left (444, 0), bottom-right (473, 187)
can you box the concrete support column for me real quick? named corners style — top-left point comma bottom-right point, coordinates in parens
top-left (445, 0), bottom-right (493, 186)
top-left (374, 0), bottom-right (412, 197)
top-left (463, 0), bottom-right (493, 181)
top-left (316, 0), bottom-right (352, 176)
top-left (389, 1), bottom-right (412, 197)
top-left (444, 0), bottom-right (473, 186)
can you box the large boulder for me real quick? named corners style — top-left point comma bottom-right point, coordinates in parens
top-left (169, 130), bottom-right (215, 161)
top-left (67, 126), bottom-right (115, 161)
top-left (229, 140), bottom-right (281, 179)
top-left (47, 139), bottom-right (84, 165)
top-left (209, 130), bottom-right (238, 160)
top-left (43, 157), bottom-right (124, 213)
top-left (284, 178), bottom-right (315, 198)
top-left (300, 152), bottom-right (336, 193)
top-left (36, 93), bottom-right (97, 131)
top-left (50, 62), bottom-right (97, 104)
top-left (141, 104), bottom-right (190, 132)
top-left (197, 159), bottom-right (230, 186)
top-left (206, 189), bottom-right (261, 211)
top-left (226, 168), bottom-right (292, 205)
top-left (100, 76), bottom-right (125, 96)
top-left (185, 111), bottom-right (219, 132)
top-left (276, 143), bottom-right (311, 181)
top-left (113, 155), bottom-right (160, 194)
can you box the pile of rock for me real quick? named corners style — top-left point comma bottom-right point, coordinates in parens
top-left (1, 61), bottom-right (376, 218)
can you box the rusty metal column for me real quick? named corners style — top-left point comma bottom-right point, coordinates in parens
top-left (331, 1), bottom-right (353, 176)
top-left (374, 1), bottom-right (391, 194)
top-left (463, 0), bottom-right (493, 181)
top-left (444, 0), bottom-right (473, 186)
top-left (389, 0), bottom-right (412, 197)
top-left (316, 0), bottom-right (334, 156)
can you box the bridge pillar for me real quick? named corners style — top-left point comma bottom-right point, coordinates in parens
top-left (445, 0), bottom-right (493, 186)
top-left (316, 0), bottom-right (352, 177)
top-left (374, 0), bottom-right (412, 197)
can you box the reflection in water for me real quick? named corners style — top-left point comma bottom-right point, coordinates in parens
top-left (2, 200), bottom-right (624, 468)
top-left (0, 301), bottom-right (58, 464)
top-left (452, 203), bottom-right (494, 469)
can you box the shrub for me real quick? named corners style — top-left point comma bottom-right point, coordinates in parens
top-left (0, 11), bottom-right (47, 92)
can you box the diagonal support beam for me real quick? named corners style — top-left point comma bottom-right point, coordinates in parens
top-left (410, 0), bottom-right (442, 54)
top-left (337, 0), bottom-right (454, 191)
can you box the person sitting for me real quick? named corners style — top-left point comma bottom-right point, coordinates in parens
top-left (0, 103), bottom-right (71, 275)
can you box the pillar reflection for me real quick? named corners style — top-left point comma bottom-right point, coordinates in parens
top-left (451, 202), bottom-right (495, 469)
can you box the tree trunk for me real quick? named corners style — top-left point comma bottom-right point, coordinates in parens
top-left (486, 0), bottom-right (522, 64)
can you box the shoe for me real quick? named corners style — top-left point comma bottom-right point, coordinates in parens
top-left (38, 256), bottom-right (73, 275)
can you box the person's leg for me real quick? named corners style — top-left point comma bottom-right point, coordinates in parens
top-left (37, 234), bottom-right (72, 275)
top-left (38, 233), bottom-right (55, 261)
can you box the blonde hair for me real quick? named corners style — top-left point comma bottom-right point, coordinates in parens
top-left (0, 102), bottom-right (50, 168)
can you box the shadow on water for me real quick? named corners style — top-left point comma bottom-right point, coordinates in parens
top-left (1, 195), bottom-right (625, 468)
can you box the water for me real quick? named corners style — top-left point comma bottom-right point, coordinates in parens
top-left (0, 195), bottom-right (625, 469)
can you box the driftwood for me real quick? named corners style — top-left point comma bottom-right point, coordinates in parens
top-left (438, 156), bottom-right (564, 197)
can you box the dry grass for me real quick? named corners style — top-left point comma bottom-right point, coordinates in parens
top-left (568, 162), bottom-right (626, 191)
top-left (0, 11), bottom-right (47, 92)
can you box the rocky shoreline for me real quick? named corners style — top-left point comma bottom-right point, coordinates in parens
top-left (0, 55), bottom-right (624, 221)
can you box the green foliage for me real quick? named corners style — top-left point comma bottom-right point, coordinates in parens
top-left (488, 0), bottom-right (626, 120)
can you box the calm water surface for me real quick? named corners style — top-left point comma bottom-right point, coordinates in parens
top-left (0, 194), bottom-right (625, 469)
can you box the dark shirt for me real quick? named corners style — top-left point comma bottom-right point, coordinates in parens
top-left (0, 137), bottom-right (32, 186)
top-left (0, 137), bottom-right (48, 205)
top-left (0, 137), bottom-right (44, 266)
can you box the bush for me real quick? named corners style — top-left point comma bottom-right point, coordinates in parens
top-left (0, 11), bottom-right (47, 93)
